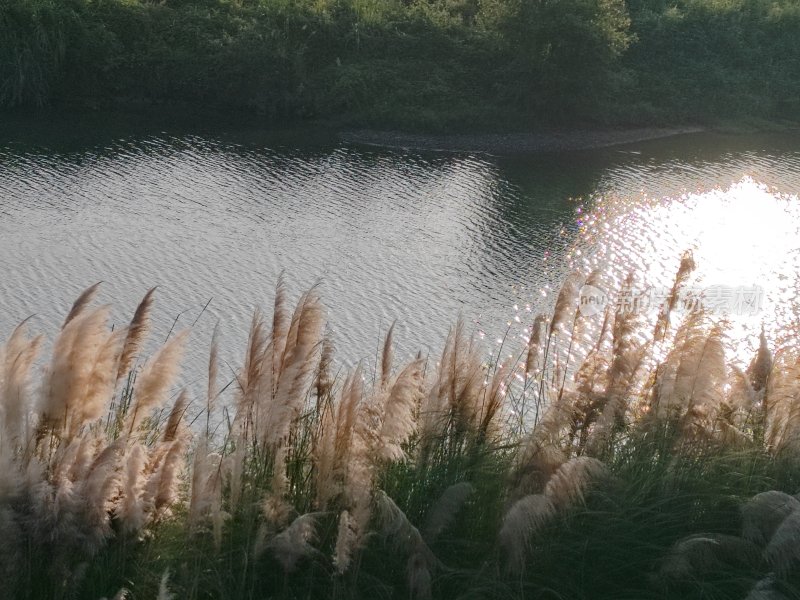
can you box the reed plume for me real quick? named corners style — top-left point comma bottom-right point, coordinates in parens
top-left (1, 323), bottom-right (42, 450)
top-left (422, 481), bottom-right (474, 543)
top-left (333, 509), bottom-right (357, 573)
top-left (498, 494), bottom-right (555, 574)
top-left (259, 290), bottom-right (323, 449)
top-left (266, 513), bottom-right (320, 573)
top-left (381, 321), bottom-right (395, 387)
top-left (745, 575), bottom-right (787, 600)
top-left (748, 327), bottom-right (772, 392)
top-left (654, 250), bottom-right (696, 341)
top-left (376, 490), bottom-right (438, 599)
top-left (41, 305), bottom-right (113, 437)
top-left (763, 348), bottom-right (800, 454)
top-left (124, 330), bottom-right (189, 435)
top-left (763, 509), bottom-right (800, 578)
top-left (116, 287), bottom-right (156, 384)
top-left (157, 569), bottom-right (175, 600)
top-left (549, 272), bottom-right (583, 335)
top-left (116, 443), bottom-right (147, 534)
top-left (62, 282), bottom-right (102, 330)
top-left (418, 318), bottom-right (484, 460)
top-left (378, 358), bottom-right (424, 461)
top-left (741, 490), bottom-right (800, 547)
top-left (4, 264), bottom-right (800, 599)
top-left (658, 533), bottom-right (759, 581)
top-left (543, 456), bottom-right (607, 509)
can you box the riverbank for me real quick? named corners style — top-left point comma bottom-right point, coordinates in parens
top-left (340, 126), bottom-right (706, 155)
top-left (3, 0), bottom-right (800, 131)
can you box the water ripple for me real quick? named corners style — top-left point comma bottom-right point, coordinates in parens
top-left (2, 128), bottom-right (800, 396)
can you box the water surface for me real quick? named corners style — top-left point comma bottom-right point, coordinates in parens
top-left (2, 113), bottom-right (799, 395)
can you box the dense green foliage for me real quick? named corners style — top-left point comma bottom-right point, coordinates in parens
top-left (1, 0), bottom-right (799, 129)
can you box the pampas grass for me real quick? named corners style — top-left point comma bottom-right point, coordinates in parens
top-left (4, 262), bottom-right (800, 600)
top-left (117, 287), bottom-right (156, 384)
top-left (498, 494), bottom-right (555, 574)
top-left (266, 512), bottom-right (321, 572)
top-left (741, 490), bottom-right (800, 547)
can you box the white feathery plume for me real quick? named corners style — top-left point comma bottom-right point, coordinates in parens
top-left (763, 349), bottom-right (800, 454)
top-left (259, 291), bottom-right (324, 448)
top-left (658, 533), bottom-right (759, 581)
top-left (422, 481), bottom-right (474, 543)
top-left (116, 443), bottom-right (147, 534)
top-left (747, 327), bottom-right (772, 392)
top-left (420, 318), bottom-right (484, 442)
top-left (62, 282), bottom-right (102, 330)
top-left (510, 391), bottom-right (574, 496)
top-left (234, 309), bottom-right (267, 433)
top-left (315, 367), bottom-right (363, 510)
top-left (80, 438), bottom-right (124, 550)
top-left (153, 434), bottom-right (189, 514)
top-left (654, 251), bottom-right (696, 341)
top-left (544, 456), bottom-right (607, 509)
top-left (267, 513), bottom-right (320, 573)
top-left (315, 334), bottom-right (335, 401)
top-left (593, 307), bottom-right (649, 438)
top-left (726, 366), bottom-right (757, 415)
top-left (261, 493), bottom-right (293, 528)
top-left (651, 312), bottom-right (707, 419)
top-left (41, 306), bottom-right (112, 435)
top-left (550, 272), bottom-right (583, 336)
top-left (124, 330), bottom-right (189, 435)
top-left (80, 328), bottom-right (126, 430)
top-left (161, 390), bottom-right (188, 444)
top-left (479, 362), bottom-right (510, 441)
top-left (378, 359), bottom-right (424, 461)
top-left (312, 396), bottom-right (339, 509)
top-left (498, 494), bottom-right (555, 574)
top-left (650, 339), bottom-right (683, 418)
top-left (741, 490), bottom-right (800, 546)
top-left (206, 325), bottom-right (219, 433)
top-left (333, 510), bottom-right (357, 574)
top-left (327, 376), bottom-right (377, 573)
top-left (376, 491), bottom-right (438, 599)
top-left (63, 435), bottom-right (96, 485)
top-left (381, 322), bottom-right (396, 388)
top-left (188, 436), bottom-right (223, 529)
top-left (116, 287), bottom-right (156, 384)
top-left (745, 574), bottom-right (790, 600)
top-left (157, 569), bottom-right (175, 600)
top-left (682, 324), bottom-right (727, 428)
top-left (524, 315), bottom-right (548, 377)
top-left (1, 323), bottom-right (42, 448)
top-left (270, 276), bottom-right (290, 393)
top-left (763, 508), bottom-right (800, 578)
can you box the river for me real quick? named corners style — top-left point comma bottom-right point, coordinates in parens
top-left (2, 112), bottom-right (799, 398)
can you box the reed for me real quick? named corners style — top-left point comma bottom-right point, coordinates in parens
top-left (1, 262), bottom-right (800, 599)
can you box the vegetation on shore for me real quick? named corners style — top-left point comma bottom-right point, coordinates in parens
top-left (1, 0), bottom-right (799, 130)
top-left (2, 257), bottom-right (800, 600)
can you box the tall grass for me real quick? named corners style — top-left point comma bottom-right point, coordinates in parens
top-left (1, 262), bottom-right (800, 599)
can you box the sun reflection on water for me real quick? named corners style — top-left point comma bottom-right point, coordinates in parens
top-left (572, 176), bottom-right (800, 364)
